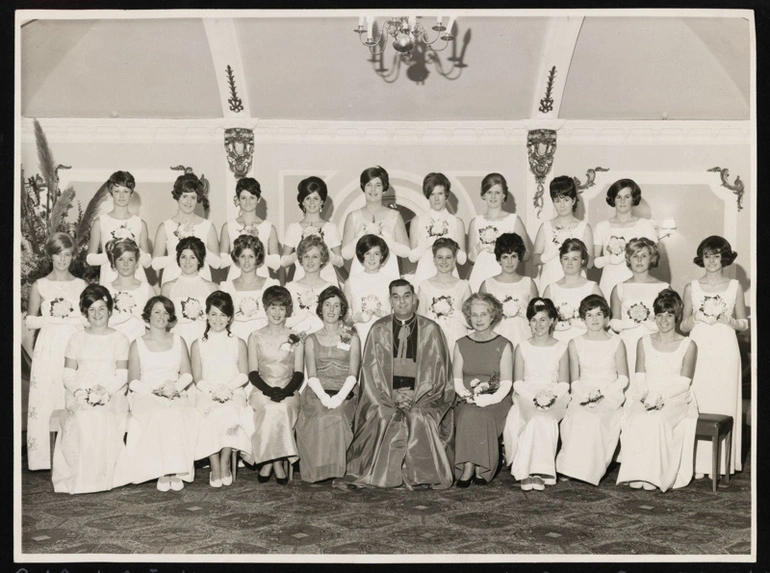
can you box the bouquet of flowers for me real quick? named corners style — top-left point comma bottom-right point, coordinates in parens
top-left (361, 294), bottom-right (382, 317)
top-left (579, 388), bottom-right (604, 407)
top-left (301, 225), bottom-right (324, 240)
top-left (85, 384), bottom-right (108, 406)
top-left (181, 297), bottom-right (204, 321)
top-left (501, 296), bottom-right (522, 320)
top-left (534, 389), bottom-right (557, 410)
top-left (430, 295), bottom-right (454, 319)
top-left (463, 372), bottom-right (500, 404)
top-left (363, 221), bottom-right (383, 236)
top-left (552, 225), bottom-right (573, 247)
top-left (297, 289), bottom-right (317, 311)
top-left (110, 224), bottom-right (136, 242)
top-left (478, 225), bottom-right (499, 246)
top-left (113, 291), bottom-right (137, 315)
top-left (427, 218), bottom-right (449, 238)
top-left (606, 235), bottom-right (626, 257)
top-left (700, 295), bottom-right (728, 320)
top-left (236, 222), bottom-right (260, 238)
top-left (153, 380), bottom-right (181, 400)
top-left (237, 296), bottom-right (259, 318)
top-left (627, 302), bottom-right (651, 324)
top-left (211, 384), bottom-right (233, 404)
top-left (279, 333), bottom-right (302, 353)
top-left (173, 221), bottom-right (195, 240)
top-left (557, 302), bottom-right (579, 325)
top-left (641, 390), bottom-right (664, 411)
top-left (49, 297), bottom-right (75, 318)
top-left (338, 326), bottom-right (353, 344)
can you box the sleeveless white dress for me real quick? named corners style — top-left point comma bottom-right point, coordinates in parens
top-left (159, 218), bottom-right (215, 284)
top-left (485, 276), bottom-right (534, 349)
top-left (614, 281), bottom-right (669, 374)
top-left (548, 281), bottom-right (598, 342)
top-left (346, 209), bottom-right (404, 280)
top-left (594, 218), bottom-right (658, 299)
top-left (223, 218), bottom-right (275, 280)
top-left (107, 281), bottom-right (154, 342)
top-left (468, 213), bottom-right (521, 292)
top-left (168, 275), bottom-right (210, 350)
top-left (97, 214), bottom-right (148, 284)
top-left (285, 280), bottom-right (334, 336)
top-left (283, 221), bottom-right (341, 285)
top-left (347, 269), bottom-right (392, 347)
top-left (416, 278), bottom-right (471, 348)
top-left (220, 278), bottom-right (280, 343)
top-left (535, 220), bottom-right (588, 292)
top-left (410, 208), bottom-right (464, 287)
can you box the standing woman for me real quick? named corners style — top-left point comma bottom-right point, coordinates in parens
top-left (341, 166), bottom-right (410, 280)
top-left (502, 298), bottom-right (570, 491)
top-left (593, 179), bottom-right (659, 299)
top-left (532, 176), bottom-right (593, 293)
top-left (25, 232), bottom-right (87, 470)
top-left (479, 232), bottom-right (538, 349)
top-left (297, 286), bottom-right (361, 483)
top-left (416, 238), bottom-right (472, 348)
top-left (161, 237), bottom-right (218, 350)
top-left (220, 235), bottom-right (279, 343)
top-left (542, 238), bottom-right (602, 343)
top-left (408, 172), bottom-right (467, 287)
top-left (106, 239), bottom-right (159, 342)
top-left (285, 235), bottom-right (334, 337)
top-left (280, 176), bottom-right (343, 286)
top-left (151, 172), bottom-right (220, 285)
top-left (682, 236), bottom-right (748, 478)
top-left (245, 286), bottom-right (305, 485)
top-left (453, 293), bottom-right (513, 487)
top-left (609, 238), bottom-right (669, 374)
top-left (219, 177), bottom-right (281, 281)
top-left (86, 171), bottom-right (152, 285)
top-left (467, 173), bottom-right (531, 293)
top-left (52, 285), bottom-right (130, 494)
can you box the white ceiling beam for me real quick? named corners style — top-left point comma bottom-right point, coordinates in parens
top-left (202, 18), bottom-right (252, 119)
top-left (530, 15), bottom-right (585, 120)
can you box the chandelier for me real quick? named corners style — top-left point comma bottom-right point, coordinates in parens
top-left (354, 15), bottom-right (456, 56)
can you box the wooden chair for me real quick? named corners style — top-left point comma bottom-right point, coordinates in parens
top-left (694, 413), bottom-right (733, 493)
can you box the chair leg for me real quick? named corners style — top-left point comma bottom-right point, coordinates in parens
top-left (724, 430), bottom-right (732, 486)
top-left (231, 450), bottom-right (238, 483)
top-left (711, 436), bottom-right (720, 493)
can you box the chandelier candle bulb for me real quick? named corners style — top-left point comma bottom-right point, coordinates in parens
top-left (366, 16), bottom-right (374, 41)
top-left (446, 15), bottom-right (456, 34)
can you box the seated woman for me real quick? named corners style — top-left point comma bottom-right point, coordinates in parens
top-left (297, 286), bottom-right (361, 483)
top-left (52, 285), bottom-right (130, 494)
top-left (343, 234), bottom-right (391, 346)
top-left (191, 291), bottom-right (253, 488)
top-left (245, 286), bottom-right (305, 485)
top-left (556, 294), bottom-right (629, 485)
top-left (616, 289), bottom-right (698, 492)
top-left (285, 235), bottom-right (334, 337)
top-left (453, 292), bottom-right (513, 488)
top-left (113, 295), bottom-right (200, 492)
top-left (503, 297), bottom-right (570, 491)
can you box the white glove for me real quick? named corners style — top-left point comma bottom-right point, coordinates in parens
top-left (86, 252), bottom-right (109, 266)
top-left (264, 253), bottom-right (281, 271)
top-left (62, 367), bottom-right (79, 393)
top-left (25, 314), bottom-right (50, 330)
top-left (609, 253), bottom-right (625, 265)
top-left (593, 255), bottom-right (610, 269)
top-left (280, 253), bottom-right (298, 268)
top-left (139, 249), bottom-right (152, 268)
top-left (219, 253), bottom-right (232, 269)
top-left (106, 368), bottom-right (128, 395)
top-left (408, 246), bottom-right (425, 263)
top-left (328, 251), bottom-right (344, 267)
top-left (306, 376), bottom-right (331, 403)
top-left (453, 377), bottom-right (472, 399)
top-left (206, 250), bottom-right (222, 269)
top-left (478, 379), bottom-right (512, 406)
top-left (319, 393), bottom-right (335, 409)
top-left (386, 240), bottom-right (410, 259)
top-left (227, 372), bottom-right (248, 390)
top-left (642, 320), bottom-right (659, 332)
top-left (328, 375), bottom-right (358, 408)
top-left (151, 255), bottom-right (172, 270)
top-left (341, 241), bottom-right (356, 261)
top-left (455, 249), bottom-right (468, 266)
top-left (609, 318), bottom-right (637, 332)
top-left (174, 372), bottom-right (193, 393)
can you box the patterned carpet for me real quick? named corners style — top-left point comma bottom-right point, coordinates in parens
top-left (19, 449), bottom-right (751, 557)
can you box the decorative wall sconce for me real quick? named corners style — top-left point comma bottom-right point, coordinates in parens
top-left (224, 128), bottom-right (255, 179)
top-left (659, 218), bottom-right (677, 240)
top-left (527, 129), bottom-right (558, 217)
top-left (572, 167), bottom-right (610, 193)
top-left (707, 166), bottom-right (745, 211)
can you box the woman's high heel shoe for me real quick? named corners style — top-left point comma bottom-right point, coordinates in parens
top-left (257, 472), bottom-right (271, 483)
top-left (276, 476), bottom-right (289, 486)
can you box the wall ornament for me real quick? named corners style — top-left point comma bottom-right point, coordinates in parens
top-left (225, 65), bottom-right (244, 113)
top-left (527, 129), bottom-right (558, 217)
top-left (707, 166), bottom-right (745, 211)
top-left (224, 128), bottom-right (255, 180)
top-left (572, 167), bottom-right (610, 195)
top-left (538, 66), bottom-right (556, 114)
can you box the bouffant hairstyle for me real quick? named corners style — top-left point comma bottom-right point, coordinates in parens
top-left (79, 283), bottom-right (113, 315)
top-left (360, 166), bottom-right (390, 192)
top-left (559, 237), bottom-right (589, 268)
top-left (262, 285), bottom-right (293, 317)
top-left (625, 237), bottom-right (660, 269)
top-left (694, 235), bottom-right (737, 267)
top-left (172, 172), bottom-right (209, 209)
top-left (176, 236), bottom-right (206, 269)
top-left (315, 285), bottom-right (349, 321)
top-left (142, 295), bottom-right (177, 330)
top-left (462, 292), bottom-right (503, 329)
top-left (432, 237), bottom-right (459, 256)
top-left (296, 234), bottom-right (330, 267)
top-left (355, 234), bottom-right (389, 265)
top-left (480, 172), bottom-right (509, 201)
top-left (297, 176), bottom-right (328, 211)
top-left (494, 232), bottom-right (526, 262)
top-left (549, 175), bottom-right (579, 212)
top-left (44, 232), bottom-right (76, 258)
top-left (653, 288), bottom-right (684, 324)
top-left (526, 297), bottom-right (559, 322)
top-left (235, 176), bottom-right (262, 200)
top-left (231, 234), bottom-right (265, 267)
top-left (203, 290), bottom-right (234, 340)
top-left (606, 178), bottom-right (642, 207)
top-left (422, 172), bottom-right (451, 200)
top-left (106, 238), bottom-right (140, 269)
top-left (107, 170), bottom-right (136, 192)
top-left (578, 294), bottom-right (612, 320)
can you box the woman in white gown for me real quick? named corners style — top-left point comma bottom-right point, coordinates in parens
top-left (532, 176), bottom-right (594, 292)
top-left (343, 234), bottom-right (392, 346)
top-left (219, 176), bottom-right (281, 281)
top-left (86, 171), bottom-right (152, 284)
top-left (280, 176), bottom-right (343, 285)
top-left (161, 236), bottom-right (218, 350)
top-left (503, 298), bottom-right (570, 491)
top-left (681, 236), bottom-right (748, 478)
top-left (151, 172), bottom-right (220, 285)
top-left (542, 238), bottom-right (602, 343)
top-left (408, 172), bottom-right (467, 286)
top-left (556, 294), bottom-right (628, 485)
top-left (285, 235), bottom-right (334, 337)
top-left (617, 289), bottom-right (698, 492)
top-left (593, 179), bottom-right (659, 299)
top-left (52, 285), bottom-right (130, 494)
top-left (220, 234), bottom-right (279, 343)
top-left (341, 166), bottom-right (410, 280)
top-left (467, 173), bottom-right (531, 293)
top-left (106, 238), bottom-right (159, 342)
top-left (246, 286), bottom-right (305, 485)
top-left (417, 238), bottom-right (472, 348)
top-left (24, 232), bottom-right (87, 470)
top-left (609, 238), bottom-right (669, 373)
top-left (480, 232), bottom-right (538, 349)
top-left (190, 291), bottom-right (253, 488)
top-left (114, 295), bottom-right (200, 492)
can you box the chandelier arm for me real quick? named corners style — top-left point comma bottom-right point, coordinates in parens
top-left (380, 53), bottom-right (402, 83)
top-left (427, 48), bottom-right (456, 77)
